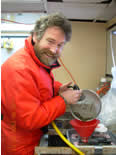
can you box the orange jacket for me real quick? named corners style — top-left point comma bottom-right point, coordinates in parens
top-left (1, 36), bottom-right (66, 155)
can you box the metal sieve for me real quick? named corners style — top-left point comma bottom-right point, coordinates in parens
top-left (69, 85), bottom-right (102, 122)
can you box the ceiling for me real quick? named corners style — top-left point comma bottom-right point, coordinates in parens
top-left (1, 0), bottom-right (116, 22)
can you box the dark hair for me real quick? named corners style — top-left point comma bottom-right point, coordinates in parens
top-left (31, 13), bottom-right (72, 42)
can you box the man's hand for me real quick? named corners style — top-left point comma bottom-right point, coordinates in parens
top-left (59, 82), bottom-right (82, 104)
top-left (59, 82), bottom-right (72, 94)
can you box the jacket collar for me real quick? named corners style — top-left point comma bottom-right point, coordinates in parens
top-left (24, 36), bottom-right (60, 70)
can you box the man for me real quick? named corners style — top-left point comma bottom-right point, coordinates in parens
top-left (1, 13), bottom-right (82, 155)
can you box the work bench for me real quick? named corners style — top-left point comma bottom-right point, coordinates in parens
top-left (34, 111), bottom-right (116, 155)
top-left (34, 146), bottom-right (116, 155)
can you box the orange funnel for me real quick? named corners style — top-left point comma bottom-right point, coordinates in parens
top-left (70, 119), bottom-right (100, 143)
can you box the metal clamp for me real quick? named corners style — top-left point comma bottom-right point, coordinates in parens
top-left (94, 146), bottom-right (103, 155)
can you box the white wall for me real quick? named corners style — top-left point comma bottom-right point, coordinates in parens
top-left (53, 21), bottom-right (106, 90)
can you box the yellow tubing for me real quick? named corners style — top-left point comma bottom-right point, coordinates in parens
top-left (51, 121), bottom-right (85, 155)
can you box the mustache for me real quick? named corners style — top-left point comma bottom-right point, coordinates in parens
top-left (41, 49), bottom-right (60, 57)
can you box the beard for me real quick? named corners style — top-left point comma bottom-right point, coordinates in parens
top-left (34, 44), bottom-right (60, 67)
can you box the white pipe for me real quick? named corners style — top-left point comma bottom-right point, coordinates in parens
top-left (110, 32), bottom-right (116, 67)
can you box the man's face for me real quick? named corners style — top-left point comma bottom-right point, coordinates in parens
top-left (33, 26), bottom-right (66, 66)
